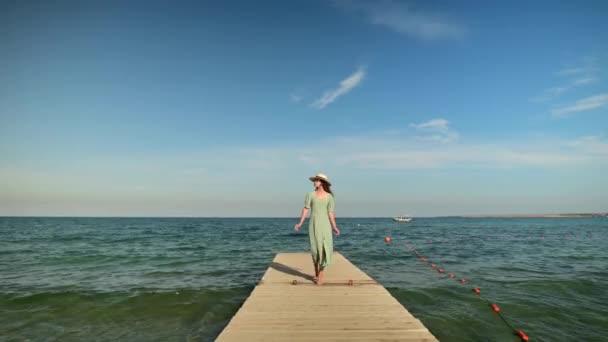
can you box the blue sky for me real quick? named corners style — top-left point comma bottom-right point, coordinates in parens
top-left (1, 0), bottom-right (607, 217)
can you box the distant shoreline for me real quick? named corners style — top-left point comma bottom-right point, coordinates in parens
top-left (451, 213), bottom-right (608, 218)
top-left (1, 213), bottom-right (607, 219)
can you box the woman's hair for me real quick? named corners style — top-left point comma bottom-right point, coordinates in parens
top-left (320, 180), bottom-right (333, 195)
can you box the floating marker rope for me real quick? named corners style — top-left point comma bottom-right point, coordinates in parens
top-left (403, 243), bottom-right (530, 341)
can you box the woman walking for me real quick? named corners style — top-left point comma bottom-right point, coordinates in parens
top-left (294, 173), bottom-right (340, 285)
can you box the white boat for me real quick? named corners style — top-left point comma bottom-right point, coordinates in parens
top-left (393, 216), bottom-right (414, 222)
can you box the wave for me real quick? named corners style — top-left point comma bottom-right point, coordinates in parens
top-left (1, 287), bottom-right (252, 342)
top-left (2, 286), bottom-right (252, 305)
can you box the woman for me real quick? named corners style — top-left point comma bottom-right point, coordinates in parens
top-left (294, 173), bottom-right (340, 285)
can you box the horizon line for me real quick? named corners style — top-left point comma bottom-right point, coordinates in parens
top-left (1, 212), bottom-right (606, 219)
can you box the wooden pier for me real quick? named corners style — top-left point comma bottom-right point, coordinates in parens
top-left (216, 252), bottom-right (438, 341)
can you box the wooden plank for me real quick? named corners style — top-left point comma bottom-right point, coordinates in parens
top-left (216, 252), bottom-right (438, 341)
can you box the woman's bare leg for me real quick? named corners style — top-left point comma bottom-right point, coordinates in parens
top-left (317, 249), bottom-right (326, 286)
top-left (312, 256), bottom-right (319, 283)
top-left (317, 267), bottom-right (324, 285)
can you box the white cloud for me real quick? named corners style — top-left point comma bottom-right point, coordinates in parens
top-left (556, 67), bottom-right (585, 76)
top-left (531, 86), bottom-right (569, 102)
top-left (323, 134), bottom-right (607, 169)
top-left (289, 93), bottom-right (302, 103)
top-left (311, 67), bottom-right (365, 109)
top-left (410, 118), bottom-right (458, 143)
top-left (551, 93), bottom-right (608, 117)
top-left (534, 58), bottom-right (601, 103)
top-left (556, 57), bottom-right (599, 77)
top-left (149, 133), bottom-right (608, 172)
top-left (6, 135), bottom-right (606, 182)
top-left (3, 130), bottom-right (608, 216)
top-left (573, 77), bottom-right (598, 86)
top-left (418, 134), bottom-right (460, 143)
top-left (411, 118), bottom-right (449, 131)
top-left (567, 136), bottom-right (608, 155)
top-left (335, 0), bottom-right (465, 40)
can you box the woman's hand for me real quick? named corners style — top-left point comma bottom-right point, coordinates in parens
top-left (294, 223), bottom-right (302, 232)
top-left (333, 226), bottom-right (341, 236)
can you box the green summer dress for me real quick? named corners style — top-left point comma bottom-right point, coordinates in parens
top-left (304, 191), bottom-right (335, 268)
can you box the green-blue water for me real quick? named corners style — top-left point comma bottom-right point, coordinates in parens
top-left (1, 217), bottom-right (607, 341)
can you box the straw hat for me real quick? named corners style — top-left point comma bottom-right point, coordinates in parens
top-left (309, 173), bottom-right (331, 186)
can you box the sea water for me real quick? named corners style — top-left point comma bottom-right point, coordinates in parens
top-left (1, 217), bottom-right (607, 341)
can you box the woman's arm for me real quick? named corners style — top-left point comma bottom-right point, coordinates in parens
top-left (329, 212), bottom-right (340, 236)
top-left (294, 208), bottom-right (309, 231)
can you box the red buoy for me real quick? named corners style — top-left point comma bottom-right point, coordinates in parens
top-left (449, 273), bottom-right (455, 278)
top-left (385, 236), bottom-right (391, 243)
top-left (438, 268), bottom-right (445, 273)
top-left (491, 303), bottom-right (500, 313)
top-left (418, 258), bottom-right (427, 262)
top-left (430, 263), bottom-right (436, 268)
top-left (473, 288), bottom-right (480, 295)
top-left (461, 278), bottom-right (467, 284)
top-left (517, 330), bottom-right (529, 341)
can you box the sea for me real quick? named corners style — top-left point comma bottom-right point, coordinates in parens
top-left (1, 217), bottom-right (607, 341)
